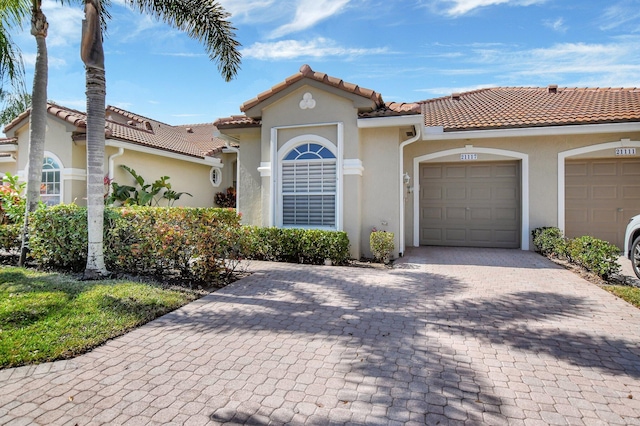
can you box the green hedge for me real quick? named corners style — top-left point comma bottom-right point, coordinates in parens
top-left (240, 226), bottom-right (350, 265)
top-left (26, 206), bottom-right (351, 281)
top-left (0, 223), bottom-right (22, 253)
top-left (532, 227), bottom-right (621, 280)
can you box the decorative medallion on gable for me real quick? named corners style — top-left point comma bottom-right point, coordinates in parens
top-left (299, 92), bottom-right (316, 110)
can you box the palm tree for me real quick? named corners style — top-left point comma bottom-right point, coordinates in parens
top-left (81, 0), bottom-right (240, 279)
top-left (0, 0), bottom-right (28, 85)
top-left (17, 0), bottom-right (49, 266)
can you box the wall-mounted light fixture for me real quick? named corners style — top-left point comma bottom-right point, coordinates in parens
top-left (403, 172), bottom-right (413, 193)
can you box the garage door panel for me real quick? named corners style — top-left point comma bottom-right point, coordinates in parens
top-left (446, 187), bottom-right (467, 200)
top-left (565, 158), bottom-right (640, 248)
top-left (470, 165), bottom-right (491, 178)
top-left (470, 208), bottom-right (492, 220)
top-left (446, 207), bottom-right (466, 220)
top-left (622, 185), bottom-right (640, 199)
top-left (593, 186), bottom-right (617, 199)
top-left (566, 186), bottom-right (588, 200)
top-left (622, 162), bottom-right (640, 175)
top-left (495, 164), bottom-right (518, 177)
top-left (422, 187), bottom-right (442, 200)
top-left (422, 166), bottom-right (443, 179)
top-left (421, 207), bottom-right (442, 220)
top-left (566, 162), bottom-right (588, 176)
top-left (593, 162), bottom-right (617, 176)
top-left (470, 187), bottom-right (491, 200)
top-left (445, 166), bottom-right (466, 178)
top-left (420, 161), bottom-right (521, 248)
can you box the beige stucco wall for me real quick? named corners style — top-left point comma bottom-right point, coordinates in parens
top-left (402, 130), bottom-right (640, 249)
top-left (108, 148), bottom-right (226, 207)
top-left (255, 84), bottom-right (364, 258)
top-left (360, 127), bottom-right (402, 258)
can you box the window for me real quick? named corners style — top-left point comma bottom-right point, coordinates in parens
top-left (41, 156), bottom-right (61, 206)
top-left (210, 167), bottom-right (221, 187)
top-left (281, 143), bottom-right (336, 228)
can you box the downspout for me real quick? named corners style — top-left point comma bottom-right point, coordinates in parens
top-left (399, 126), bottom-right (421, 255)
top-left (107, 147), bottom-right (124, 194)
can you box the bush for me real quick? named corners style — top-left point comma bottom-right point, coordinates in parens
top-left (370, 230), bottom-right (394, 263)
top-left (29, 204), bottom-right (89, 271)
top-left (566, 236), bottom-right (621, 280)
top-left (532, 227), bottom-right (567, 257)
top-left (0, 223), bottom-right (21, 253)
top-left (29, 205), bottom-right (244, 281)
top-left (241, 226), bottom-right (350, 265)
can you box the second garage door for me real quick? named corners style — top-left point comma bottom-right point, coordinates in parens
top-left (565, 158), bottom-right (640, 249)
top-left (419, 161), bottom-right (521, 248)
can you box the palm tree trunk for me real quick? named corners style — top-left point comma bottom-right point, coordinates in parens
top-left (82, 0), bottom-right (108, 279)
top-left (83, 65), bottom-right (108, 278)
top-left (18, 2), bottom-right (47, 266)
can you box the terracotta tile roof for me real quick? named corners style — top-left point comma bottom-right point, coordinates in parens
top-left (422, 86), bottom-right (640, 131)
top-left (3, 103), bottom-right (229, 159)
top-left (359, 102), bottom-right (421, 118)
top-left (240, 64), bottom-right (384, 113)
top-left (214, 115), bottom-right (261, 129)
top-left (0, 137), bottom-right (17, 145)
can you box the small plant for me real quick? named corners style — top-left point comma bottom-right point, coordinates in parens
top-left (370, 229), bottom-right (394, 263)
top-left (215, 186), bottom-right (236, 208)
top-left (566, 235), bottom-right (621, 280)
top-left (106, 165), bottom-right (192, 206)
top-left (532, 227), bottom-right (567, 257)
top-left (0, 173), bottom-right (26, 225)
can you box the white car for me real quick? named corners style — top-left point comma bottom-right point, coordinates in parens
top-left (624, 214), bottom-right (640, 279)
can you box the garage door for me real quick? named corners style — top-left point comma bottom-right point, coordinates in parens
top-left (565, 159), bottom-right (640, 248)
top-left (419, 161), bottom-right (521, 248)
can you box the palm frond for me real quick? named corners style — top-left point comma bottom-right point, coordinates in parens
top-left (126, 0), bottom-right (241, 81)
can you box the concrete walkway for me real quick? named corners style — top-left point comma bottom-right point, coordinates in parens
top-left (2, 247), bottom-right (640, 425)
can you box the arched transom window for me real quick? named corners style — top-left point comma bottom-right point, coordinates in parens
top-left (41, 156), bottom-right (61, 206)
top-left (281, 143), bottom-right (336, 228)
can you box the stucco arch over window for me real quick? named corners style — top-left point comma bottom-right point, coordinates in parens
top-left (41, 152), bottom-right (63, 206)
top-left (278, 136), bottom-right (337, 228)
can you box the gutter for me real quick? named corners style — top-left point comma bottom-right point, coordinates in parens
top-left (107, 147), bottom-right (125, 192)
top-left (398, 126), bottom-right (421, 255)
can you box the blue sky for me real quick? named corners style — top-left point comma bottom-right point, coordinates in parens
top-left (9, 0), bottom-right (640, 125)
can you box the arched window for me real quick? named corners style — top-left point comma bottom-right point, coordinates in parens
top-left (41, 156), bottom-right (61, 205)
top-left (281, 143), bottom-right (336, 228)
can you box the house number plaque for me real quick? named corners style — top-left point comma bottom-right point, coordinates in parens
top-left (615, 148), bottom-right (636, 156)
top-left (460, 153), bottom-right (478, 160)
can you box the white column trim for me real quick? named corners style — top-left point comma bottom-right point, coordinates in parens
top-left (343, 159), bottom-right (364, 176)
top-left (258, 162), bottom-right (271, 177)
top-left (413, 146), bottom-right (530, 250)
top-left (557, 139), bottom-right (640, 235)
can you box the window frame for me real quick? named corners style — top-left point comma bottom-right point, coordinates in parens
top-left (40, 152), bottom-right (63, 206)
top-left (275, 132), bottom-right (342, 230)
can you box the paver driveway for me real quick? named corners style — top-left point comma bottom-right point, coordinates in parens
top-left (2, 247), bottom-right (640, 425)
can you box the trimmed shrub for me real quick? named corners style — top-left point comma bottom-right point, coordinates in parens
top-left (29, 205), bottom-right (243, 281)
top-left (241, 226), bottom-right (350, 265)
top-left (566, 236), bottom-right (621, 280)
top-left (531, 227), bottom-right (567, 257)
top-left (0, 223), bottom-right (21, 253)
top-left (29, 204), bottom-right (89, 271)
top-left (370, 231), bottom-right (394, 263)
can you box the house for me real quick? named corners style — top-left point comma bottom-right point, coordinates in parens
top-left (215, 64), bottom-right (640, 258)
top-left (0, 104), bottom-right (237, 207)
top-left (3, 65), bottom-right (639, 260)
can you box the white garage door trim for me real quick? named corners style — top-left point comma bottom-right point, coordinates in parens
top-left (557, 139), bottom-right (640, 237)
top-left (413, 147), bottom-right (529, 250)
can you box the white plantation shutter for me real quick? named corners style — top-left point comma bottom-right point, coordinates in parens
top-left (281, 143), bottom-right (337, 227)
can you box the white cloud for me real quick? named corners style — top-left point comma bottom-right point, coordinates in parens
top-left (41, 0), bottom-right (84, 47)
top-left (543, 17), bottom-right (567, 33)
top-left (22, 53), bottom-right (67, 69)
top-left (600, 1), bottom-right (640, 31)
top-left (269, 0), bottom-right (350, 39)
top-left (431, 0), bottom-right (546, 17)
top-left (219, 0), bottom-right (276, 21)
top-left (416, 84), bottom-right (495, 96)
top-left (241, 37), bottom-right (387, 60)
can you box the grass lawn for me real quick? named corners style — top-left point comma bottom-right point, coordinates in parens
top-left (605, 285), bottom-right (640, 308)
top-left (0, 266), bottom-right (203, 369)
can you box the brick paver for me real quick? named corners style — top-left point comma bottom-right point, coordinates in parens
top-left (2, 247), bottom-right (640, 425)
